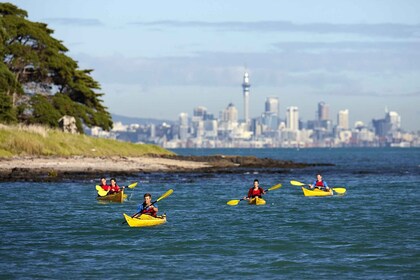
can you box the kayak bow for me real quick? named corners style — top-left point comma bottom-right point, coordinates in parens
top-left (248, 197), bottom-right (266, 205)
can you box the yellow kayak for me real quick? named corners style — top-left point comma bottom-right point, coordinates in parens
top-left (248, 197), bottom-right (266, 205)
top-left (123, 213), bottom-right (167, 227)
top-left (97, 188), bottom-right (127, 203)
top-left (302, 187), bottom-right (333, 197)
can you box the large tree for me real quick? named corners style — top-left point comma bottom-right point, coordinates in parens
top-left (0, 3), bottom-right (112, 131)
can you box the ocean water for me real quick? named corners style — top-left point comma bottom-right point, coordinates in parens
top-left (0, 148), bottom-right (419, 279)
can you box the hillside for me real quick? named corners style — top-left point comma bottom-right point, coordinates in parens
top-left (0, 124), bottom-right (174, 157)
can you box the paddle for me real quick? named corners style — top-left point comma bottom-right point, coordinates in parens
top-left (226, 183), bottom-right (282, 206)
top-left (122, 189), bottom-right (174, 224)
top-left (96, 182), bottom-right (138, 197)
top-left (290, 180), bottom-right (346, 194)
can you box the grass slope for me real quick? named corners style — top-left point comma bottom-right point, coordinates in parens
top-left (0, 124), bottom-right (174, 157)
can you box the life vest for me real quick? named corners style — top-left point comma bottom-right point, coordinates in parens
top-left (248, 187), bottom-right (264, 198)
top-left (110, 184), bottom-right (120, 193)
top-left (315, 180), bottom-right (327, 189)
top-left (141, 203), bottom-right (157, 217)
top-left (100, 184), bottom-right (111, 191)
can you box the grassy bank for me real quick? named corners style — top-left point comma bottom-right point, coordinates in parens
top-left (0, 124), bottom-right (174, 157)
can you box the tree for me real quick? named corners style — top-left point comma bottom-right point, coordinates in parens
top-left (0, 3), bottom-right (113, 132)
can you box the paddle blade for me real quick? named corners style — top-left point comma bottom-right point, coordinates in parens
top-left (333, 188), bottom-right (346, 194)
top-left (127, 182), bottom-right (138, 189)
top-left (95, 185), bottom-right (103, 191)
top-left (156, 189), bottom-right (174, 202)
top-left (97, 189), bottom-right (108, 197)
top-left (267, 183), bottom-right (282, 191)
top-left (227, 199), bottom-right (241, 206)
top-left (290, 180), bottom-right (305, 186)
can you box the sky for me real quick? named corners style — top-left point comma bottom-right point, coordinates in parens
top-left (9, 0), bottom-right (420, 131)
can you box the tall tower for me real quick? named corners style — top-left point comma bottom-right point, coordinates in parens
top-left (242, 71), bottom-right (251, 127)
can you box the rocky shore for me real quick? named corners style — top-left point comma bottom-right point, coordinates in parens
top-left (0, 155), bottom-right (333, 182)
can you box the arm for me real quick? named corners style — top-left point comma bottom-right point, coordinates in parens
top-left (244, 188), bottom-right (252, 200)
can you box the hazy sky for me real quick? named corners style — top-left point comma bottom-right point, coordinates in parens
top-left (9, 0), bottom-right (420, 131)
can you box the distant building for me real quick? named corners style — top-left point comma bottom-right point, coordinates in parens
top-left (286, 106), bottom-right (299, 131)
top-left (178, 112), bottom-right (189, 141)
top-left (265, 97), bottom-right (279, 115)
top-left (318, 101), bottom-right (329, 121)
top-left (337, 109), bottom-right (349, 130)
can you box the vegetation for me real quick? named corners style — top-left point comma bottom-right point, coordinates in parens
top-left (0, 124), bottom-right (174, 157)
top-left (0, 3), bottom-right (112, 132)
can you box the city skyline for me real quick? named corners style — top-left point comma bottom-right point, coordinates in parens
top-left (10, 0), bottom-right (420, 131)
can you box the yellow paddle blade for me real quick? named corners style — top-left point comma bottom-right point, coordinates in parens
top-left (157, 189), bottom-right (174, 202)
top-left (95, 185), bottom-right (103, 191)
top-left (333, 188), bottom-right (346, 194)
top-left (290, 180), bottom-right (305, 186)
top-left (127, 182), bottom-right (138, 189)
top-left (227, 199), bottom-right (240, 206)
top-left (97, 189), bottom-right (109, 197)
top-left (267, 183), bottom-right (282, 191)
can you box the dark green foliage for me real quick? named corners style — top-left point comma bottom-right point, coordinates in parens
top-left (0, 3), bottom-right (113, 132)
top-left (0, 92), bottom-right (17, 123)
top-left (28, 94), bottom-right (61, 127)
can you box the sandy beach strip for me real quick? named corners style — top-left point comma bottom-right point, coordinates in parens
top-left (0, 156), bottom-right (211, 173)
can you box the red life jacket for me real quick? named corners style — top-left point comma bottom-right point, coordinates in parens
top-left (100, 184), bottom-right (111, 191)
top-left (141, 204), bottom-right (157, 217)
top-left (110, 184), bottom-right (120, 192)
top-left (315, 180), bottom-right (326, 187)
top-left (248, 187), bottom-right (264, 198)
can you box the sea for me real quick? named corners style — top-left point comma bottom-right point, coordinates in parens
top-left (0, 148), bottom-right (419, 279)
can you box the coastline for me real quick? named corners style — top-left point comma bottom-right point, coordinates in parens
top-left (0, 155), bottom-right (333, 182)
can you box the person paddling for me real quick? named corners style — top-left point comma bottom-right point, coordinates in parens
top-left (99, 177), bottom-right (110, 192)
top-left (309, 173), bottom-right (330, 191)
top-left (244, 179), bottom-right (266, 200)
top-left (108, 178), bottom-right (123, 194)
top-left (135, 193), bottom-right (158, 217)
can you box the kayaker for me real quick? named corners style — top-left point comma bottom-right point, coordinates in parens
top-left (109, 178), bottom-right (123, 194)
top-left (244, 179), bottom-right (266, 200)
top-left (309, 173), bottom-right (330, 191)
top-left (99, 177), bottom-right (111, 191)
top-left (135, 193), bottom-right (158, 217)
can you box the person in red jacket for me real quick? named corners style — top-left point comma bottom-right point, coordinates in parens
top-left (109, 178), bottom-right (123, 194)
top-left (244, 179), bottom-right (266, 200)
top-left (99, 177), bottom-right (111, 191)
top-left (309, 173), bottom-right (330, 191)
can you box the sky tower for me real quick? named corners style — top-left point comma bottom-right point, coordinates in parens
top-left (242, 71), bottom-right (251, 127)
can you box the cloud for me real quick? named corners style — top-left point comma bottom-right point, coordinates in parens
top-left (130, 20), bottom-right (420, 39)
top-left (44, 17), bottom-right (103, 26)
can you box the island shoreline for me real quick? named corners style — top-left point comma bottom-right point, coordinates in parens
top-left (0, 155), bottom-right (333, 182)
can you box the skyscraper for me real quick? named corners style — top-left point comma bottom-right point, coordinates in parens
top-left (242, 71), bottom-right (251, 127)
top-left (265, 97), bottom-right (279, 115)
top-left (222, 103), bottom-right (238, 123)
top-left (337, 109), bottom-right (349, 130)
top-left (178, 112), bottom-right (188, 140)
top-left (287, 106), bottom-right (299, 131)
top-left (318, 101), bottom-right (329, 121)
